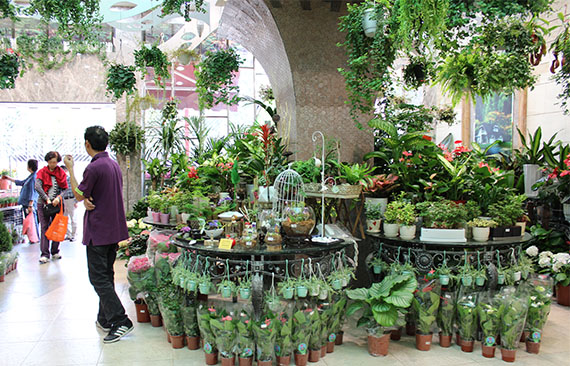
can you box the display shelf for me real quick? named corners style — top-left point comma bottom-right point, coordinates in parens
top-left (142, 217), bottom-right (177, 230)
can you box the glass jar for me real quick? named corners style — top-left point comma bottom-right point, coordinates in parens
top-left (239, 234), bottom-right (258, 250)
top-left (265, 224), bottom-right (282, 252)
top-left (282, 205), bottom-right (316, 237)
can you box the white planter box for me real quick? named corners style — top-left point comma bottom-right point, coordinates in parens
top-left (420, 228), bottom-right (466, 243)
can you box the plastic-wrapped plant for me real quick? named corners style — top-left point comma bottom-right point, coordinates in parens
top-left (127, 255), bottom-right (155, 300)
top-left (412, 277), bottom-right (441, 335)
top-left (275, 312), bottom-right (294, 359)
top-left (211, 310), bottom-right (237, 359)
top-left (525, 276), bottom-right (553, 344)
top-left (253, 314), bottom-right (277, 363)
top-left (329, 294), bottom-right (348, 338)
top-left (477, 292), bottom-right (502, 347)
top-left (308, 306), bottom-right (322, 351)
top-left (318, 302), bottom-right (335, 348)
top-left (181, 300), bottom-right (200, 337)
top-left (236, 309), bottom-right (255, 360)
top-left (499, 287), bottom-right (529, 350)
top-left (158, 285), bottom-right (184, 336)
top-left (437, 291), bottom-right (455, 336)
top-left (456, 290), bottom-right (478, 342)
top-left (198, 304), bottom-right (219, 355)
top-left (291, 307), bottom-right (312, 356)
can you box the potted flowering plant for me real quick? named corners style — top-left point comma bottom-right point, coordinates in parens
top-left (275, 313), bottom-right (294, 365)
top-left (236, 310), bottom-right (255, 366)
top-left (477, 292), bottom-right (502, 358)
top-left (198, 304), bottom-right (220, 365)
top-left (346, 273), bottom-right (418, 356)
top-left (524, 275), bottom-right (553, 354)
top-left (292, 307), bottom-right (311, 365)
top-left (437, 291), bottom-right (455, 347)
top-left (412, 276), bottom-right (441, 351)
top-left (205, 220), bottom-right (224, 239)
top-left (253, 314), bottom-right (278, 366)
top-left (211, 312), bottom-right (238, 365)
top-left (499, 288), bottom-right (529, 362)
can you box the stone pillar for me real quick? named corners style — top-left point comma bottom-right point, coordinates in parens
top-left (116, 152), bottom-right (142, 213)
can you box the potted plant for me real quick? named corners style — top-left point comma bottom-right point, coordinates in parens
top-left (365, 201), bottom-right (383, 233)
top-left (134, 44), bottom-right (170, 88)
top-left (169, 45), bottom-right (199, 65)
top-left (333, 162), bottom-right (373, 196)
top-left (369, 256), bottom-right (388, 275)
top-left (457, 261), bottom-right (476, 287)
top-left (282, 203), bottom-right (316, 237)
top-left (499, 288), bottom-right (529, 362)
top-left (147, 192), bottom-right (162, 222)
top-left (456, 290), bottom-right (478, 352)
top-left (181, 301), bottom-right (200, 350)
top-left (478, 293), bottom-right (502, 358)
top-left (275, 313), bottom-right (293, 366)
top-left (437, 291), bottom-right (455, 347)
top-left (412, 277), bottom-right (441, 351)
top-left (236, 310), bottom-right (255, 366)
top-left (199, 273), bottom-right (212, 295)
top-left (396, 201), bottom-right (416, 240)
top-left (488, 194), bottom-right (526, 238)
top-left (277, 277), bottom-right (297, 300)
top-left (105, 64), bottom-right (137, 101)
top-left (253, 314), bottom-right (278, 366)
top-left (382, 200), bottom-right (400, 237)
top-left (211, 312), bottom-right (237, 366)
top-left (474, 267), bottom-right (487, 287)
top-left (0, 47), bottom-right (23, 89)
top-left (109, 120), bottom-right (145, 156)
top-left (416, 200), bottom-right (468, 242)
top-left (435, 262), bottom-right (453, 286)
top-left (361, 173), bottom-right (400, 211)
top-left (308, 306), bottom-right (322, 362)
top-left (237, 276), bottom-right (252, 300)
top-left (159, 198), bottom-right (171, 224)
top-left (524, 276), bottom-right (553, 354)
top-left (198, 304), bottom-right (219, 365)
top-left (330, 295), bottom-right (348, 345)
top-left (467, 218), bottom-right (498, 242)
top-left (217, 279), bottom-right (236, 299)
top-left (346, 273), bottom-right (418, 356)
top-left (157, 285), bottom-right (185, 349)
top-left (292, 308), bottom-right (311, 366)
top-left (195, 48), bottom-right (242, 110)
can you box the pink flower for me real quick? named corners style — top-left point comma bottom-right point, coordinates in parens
top-left (548, 167), bottom-right (559, 180)
top-left (222, 316), bottom-right (233, 321)
top-left (245, 320), bottom-right (249, 324)
top-left (560, 170), bottom-right (570, 177)
top-left (208, 307), bottom-right (216, 313)
top-left (399, 158), bottom-right (405, 162)
top-left (264, 318), bottom-right (271, 326)
top-left (402, 151), bottom-right (412, 157)
top-left (6, 48), bottom-right (14, 54)
top-left (444, 152), bottom-right (453, 162)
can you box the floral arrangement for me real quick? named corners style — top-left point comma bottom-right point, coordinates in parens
top-left (126, 255), bottom-right (155, 300)
top-left (527, 246), bottom-right (570, 286)
top-left (127, 218), bottom-right (152, 236)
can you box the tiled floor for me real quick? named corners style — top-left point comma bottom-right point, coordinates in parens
top-left (1, 241), bottom-right (569, 366)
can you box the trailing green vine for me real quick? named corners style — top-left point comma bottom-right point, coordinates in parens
top-left (195, 48), bottom-right (242, 110)
top-left (160, 0), bottom-right (206, 21)
top-left (134, 44), bottom-right (170, 88)
top-left (109, 120), bottom-right (145, 156)
top-left (395, 0), bottom-right (449, 50)
top-left (105, 64), bottom-right (137, 101)
top-left (0, 0), bottom-right (18, 20)
top-left (0, 48), bottom-right (23, 89)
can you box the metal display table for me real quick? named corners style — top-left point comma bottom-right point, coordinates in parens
top-left (142, 217), bottom-right (177, 230)
top-left (368, 232), bottom-right (533, 276)
top-left (173, 234), bottom-right (353, 316)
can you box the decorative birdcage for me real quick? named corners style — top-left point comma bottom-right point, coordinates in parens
top-left (272, 168), bottom-right (305, 220)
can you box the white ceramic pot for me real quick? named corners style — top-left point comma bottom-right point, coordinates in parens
top-left (180, 213), bottom-right (190, 224)
top-left (383, 222), bottom-right (399, 238)
top-left (523, 164), bottom-right (541, 198)
top-left (362, 8), bottom-right (377, 37)
top-left (472, 227), bottom-right (490, 242)
top-left (365, 197), bottom-right (388, 215)
top-left (399, 225), bottom-right (416, 240)
top-left (420, 228), bottom-right (466, 243)
top-left (366, 218), bottom-right (382, 233)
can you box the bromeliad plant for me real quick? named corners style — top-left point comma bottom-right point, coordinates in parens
top-left (346, 273), bottom-right (418, 336)
top-left (412, 277), bottom-right (441, 335)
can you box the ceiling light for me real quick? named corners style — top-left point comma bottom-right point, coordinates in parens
top-left (176, 66), bottom-right (185, 71)
top-left (176, 81), bottom-right (184, 86)
top-left (110, 1), bottom-right (137, 12)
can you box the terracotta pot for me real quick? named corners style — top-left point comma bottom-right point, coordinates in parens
top-left (294, 352), bottom-right (308, 366)
top-left (367, 333), bottom-right (390, 357)
top-left (526, 341), bottom-right (540, 354)
top-left (326, 341), bottom-right (334, 353)
top-left (0, 275), bottom-right (4, 282)
top-left (405, 323), bottom-right (416, 336)
top-left (134, 301), bottom-right (150, 323)
top-left (439, 333), bottom-right (452, 348)
top-left (187, 335), bottom-right (200, 350)
top-left (320, 345), bottom-right (326, 358)
top-left (335, 331), bottom-right (344, 345)
top-left (239, 356), bottom-right (253, 366)
top-left (221, 355), bottom-right (235, 366)
top-left (461, 340), bottom-right (474, 353)
top-left (482, 345), bottom-right (496, 358)
top-left (501, 348), bottom-right (517, 362)
top-left (205, 351), bottom-right (219, 365)
top-left (167, 332), bottom-right (171, 343)
top-left (150, 314), bottom-right (162, 327)
top-left (390, 329), bottom-right (401, 341)
top-left (277, 354), bottom-right (291, 365)
top-left (308, 349), bottom-right (320, 363)
top-left (258, 360), bottom-right (272, 366)
top-left (415, 333), bottom-right (432, 351)
top-left (456, 333), bottom-right (462, 346)
top-left (170, 334), bottom-right (184, 349)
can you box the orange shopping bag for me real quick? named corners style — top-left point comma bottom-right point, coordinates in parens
top-left (45, 202), bottom-right (68, 242)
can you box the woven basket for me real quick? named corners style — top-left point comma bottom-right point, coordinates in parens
top-left (336, 184), bottom-right (362, 196)
top-left (304, 182), bottom-right (321, 193)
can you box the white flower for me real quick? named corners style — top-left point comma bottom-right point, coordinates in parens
top-left (552, 261), bottom-right (563, 273)
top-left (553, 253), bottom-right (570, 265)
top-left (314, 157), bottom-right (321, 168)
top-left (126, 219), bottom-right (136, 228)
top-left (538, 257), bottom-right (552, 268)
top-left (539, 251), bottom-right (553, 259)
top-left (526, 246), bottom-right (539, 257)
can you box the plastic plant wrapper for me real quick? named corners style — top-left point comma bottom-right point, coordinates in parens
top-left (211, 310), bottom-right (237, 358)
top-left (499, 286), bottom-right (529, 350)
top-left (456, 289), bottom-right (478, 341)
top-left (146, 229), bottom-right (177, 259)
top-left (524, 275), bottom-right (553, 343)
top-left (412, 277), bottom-right (441, 335)
top-left (158, 285), bottom-right (184, 336)
top-left (329, 294), bottom-right (348, 337)
top-left (126, 255), bottom-right (155, 300)
top-left (437, 291), bottom-right (455, 336)
top-left (292, 306), bottom-right (312, 355)
top-left (154, 252), bottom-right (180, 287)
top-left (275, 311), bottom-right (294, 358)
top-left (317, 301), bottom-right (334, 347)
top-left (198, 303), bottom-right (219, 354)
top-left (236, 308), bottom-right (255, 359)
top-left (477, 291), bottom-right (502, 347)
top-left (308, 305), bottom-right (322, 350)
top-left (181, 301), bottom-right (200, 337)
top-left (253, 312), bottom-right (277, 362)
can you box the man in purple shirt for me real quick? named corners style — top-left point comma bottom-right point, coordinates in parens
top-left (63, 126), bottom-right (133, 343)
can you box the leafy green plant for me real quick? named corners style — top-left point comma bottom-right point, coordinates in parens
top-left (456, 292), bottom-right (478, 341)
top-left (236, 310), bottom-right (255, 359)
top-left (292, 308), bottom-right (311, 355)
top-left (291, 159), bottom-right (321, 184)
top-left (437, 291), bottom-right (455, 336)
top-left (181, 302), bottom-right (200, 337)
top-left (197, 304), bottom-right (219, 353)
top-left (195, 48), bottom-right (242, 110)
top-left (160, 0), bottom-right (206, 21)
top-left (478, 294), bottom-right (502, 347)
top-left (0, 0), bottom-right (18, 20)
top-left (383, 200), bottom-right (401, 224)
top-left (253, 314), bottom-right (277, 361)
top-left (0, 213), bottom-right (13, 252)
top-left (308, 306), bottom-right (321, 350)
top-left (334, 161), bottom-right (374, 185)
top-left (412, 278), bottom-right (441, 335)
top-left (525, 278), bottom-right (553, 343)
top-left (211, 312), bottom-right (237, 358)
top-left (109, 121), bottom-right (145, 155)
top-left (275, 313), bottom-right (293, 358)
top-left (416, 199), bottom-right (468, 229)
top-left (499, 290), bottom-right (529, 350)
top-left (346, 273), bottom-right (418, 335)
top-left (396, 201), bottom-right (416, 226)
top-left (488, 194), bottom-right (526, 226)
top-left (0, 49), bottom-right (23, 89)
top-left (216, 279), bottom-right (236, 297)
top-left (365, 202), bottom-right (383, 220)
top-left (105, 64), bottom-right (137, 101)
top-left (468, 218), bottom-right (498, 228)
top-left (134, 44), bottom-right (170, 88)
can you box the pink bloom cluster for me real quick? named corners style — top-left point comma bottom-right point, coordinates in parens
top-left (128, 257), bottom-right (151, 273)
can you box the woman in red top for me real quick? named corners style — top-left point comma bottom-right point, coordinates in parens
top-left (34, 151), bottom-right (68, 264)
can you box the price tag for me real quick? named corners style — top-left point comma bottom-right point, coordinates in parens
top-left (218, 238), bottom-right (233, 250)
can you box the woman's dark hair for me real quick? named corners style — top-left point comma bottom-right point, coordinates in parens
top-left (44, 151), bottom-right (61, 162)
top-left (27, 159), bottom-right (38, 172)
top-left (85, 125), bottom-right (109, 151)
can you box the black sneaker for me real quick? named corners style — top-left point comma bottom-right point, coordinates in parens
top-left (95, 320), bottom-right (111, 332)
top-left (103, 319), bottom-right (133, 343)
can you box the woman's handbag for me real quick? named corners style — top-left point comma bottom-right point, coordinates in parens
top-left (43, 199), bottom-right (62, 217)
top-left (45, 202), bottom-right (68, 242)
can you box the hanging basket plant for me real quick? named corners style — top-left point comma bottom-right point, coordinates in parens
top-left (105, 64), bottom-right (137, 101)
top-left (0, 0), bottom-right (18, 20)
top-left (109, 120), bottom-right (145, 156)
top-left (402, 56), bottom-right (434, 89)
top-left (134, 44), bottom-right (171, 88)
top-left (160, 0), bottom-right (206, 21)
top-left (195, 47), bottom-right (242, 110)
top-left (0, 48), bottom-right (23, 89)
top-left (169, 46), bottom-right (199, 65)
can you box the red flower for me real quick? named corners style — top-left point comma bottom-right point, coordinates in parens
top-left (455, 140), bottom-right (462, 144)
top-left (548, 167), bottom-right (559, 180)
top-left (188, 166), bottom-right (199, 179)
top-left (399, 157), bottom-right (405, 162)
top-left (402, 151), bottom-right (412, 157)
top-left (560, 170), bottom-right (570, 177)
top-left (422, 135), bottom-right (432, 141)
top-left (6, 48), bottom-right (14, 54)
top-left (422, 286), bottom-right (433, 293)
top-left (222, 316), bottom-right (233, 321)
top-left (444, 152), bottom-right (453, 162)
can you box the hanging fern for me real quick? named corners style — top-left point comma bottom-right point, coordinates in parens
top-left (396, 0), bottom-right (449, 50)
top-left (195, 48), bottom-right (242, 110)
top-left (160, 0), bottom-right (206, 21)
